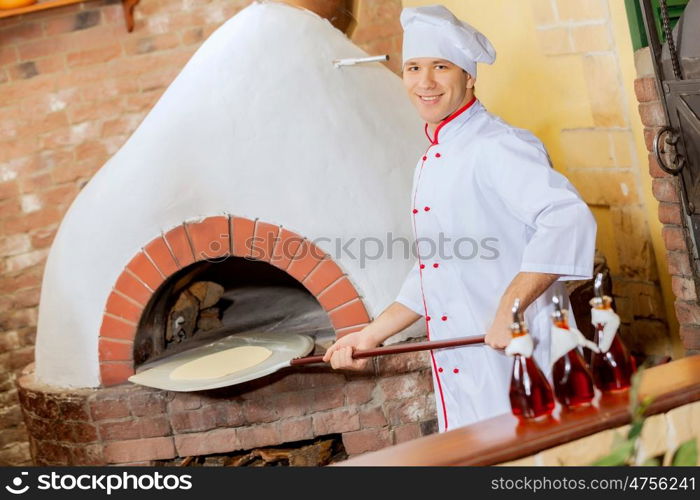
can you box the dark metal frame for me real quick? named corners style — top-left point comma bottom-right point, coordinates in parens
top-left (641, 0), bottom-right (700, 258)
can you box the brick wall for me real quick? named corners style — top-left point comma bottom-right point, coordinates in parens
top-left (634, 50), bottom-right (700, 355)
top-left (18, 351), bottom-right (437, 465)
top-left (0, 0), bottom-right (404, 466)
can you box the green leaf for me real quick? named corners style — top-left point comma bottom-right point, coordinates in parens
top-left (628, 419), bottom-right (644, 440)
top-left (641, 457), bottom-right (660, 466)
top-left (671, 439), bottom-right (698, 466)
top-left (627, 366), bottom-right (647, 417)
top-left (591, 440), bottom-right (635, 466)
top-left (639, 395), bottom-right (653, 413)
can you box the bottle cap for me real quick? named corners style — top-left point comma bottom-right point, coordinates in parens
top-left (510, 298), bottom-right (527, 336)
top-left (589, 272), bottom-right (613, 309)
top-left (551, 295), bottom-right (567, 323)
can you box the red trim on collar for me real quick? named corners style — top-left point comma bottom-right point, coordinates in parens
top-left (424, 96), bottom-right (478, 145)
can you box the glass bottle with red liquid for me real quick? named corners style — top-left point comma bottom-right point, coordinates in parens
top-left (590, 273), bottom-right (635, 392)
top-left (550, 296), bottom-right (595, 408)
top-left (508, 298), bottom-right (555, 420)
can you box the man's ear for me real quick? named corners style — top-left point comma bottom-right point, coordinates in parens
top-left (466, 72), bottom-right (476, 89)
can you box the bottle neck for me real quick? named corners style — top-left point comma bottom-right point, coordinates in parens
top-left (511, 327), bottom-right (528, 338)
top-left (590, 295), bottom-right (613, 310)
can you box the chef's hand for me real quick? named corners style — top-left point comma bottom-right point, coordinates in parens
top-left (322, 302), bottom-right (421, 370)
top-left (322, 329), bottom-right (379, 371)
top-left (484, 312), bottom-right (513, 350)
top-left (486, 272), bottom-right (561, 350)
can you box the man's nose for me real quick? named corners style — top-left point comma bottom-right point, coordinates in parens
top-left (418, 69), bottom-right (436, 89)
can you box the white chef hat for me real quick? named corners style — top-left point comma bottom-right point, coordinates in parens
top-left (401, 5), bottom-right (496, 78)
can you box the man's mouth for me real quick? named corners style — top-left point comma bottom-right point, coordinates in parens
top-left (418, 94), bottom-right (443, 103)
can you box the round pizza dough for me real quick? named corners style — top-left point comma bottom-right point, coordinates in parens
top-left (169, 345), bottom-right (272, 381)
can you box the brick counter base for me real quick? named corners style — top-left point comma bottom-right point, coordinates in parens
top-left (16, 351), bottom-right (437, 465)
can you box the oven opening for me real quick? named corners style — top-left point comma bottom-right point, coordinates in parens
top-left (134, 256), bottom-right (335, 370)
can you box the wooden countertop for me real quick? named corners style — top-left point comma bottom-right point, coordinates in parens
top-left (337, 354), bottom-right (700, 466)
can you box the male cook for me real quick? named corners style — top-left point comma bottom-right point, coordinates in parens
top-left (323, 5), bottom-right (597, 432)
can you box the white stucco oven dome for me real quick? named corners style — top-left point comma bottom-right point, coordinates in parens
top-left (35, 1), bottom-right (425, 388)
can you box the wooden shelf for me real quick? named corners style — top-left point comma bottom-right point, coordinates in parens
top-left (0, 0), bottom-right (140, 32)
top-left (338, 354), bottom-right (700, 466)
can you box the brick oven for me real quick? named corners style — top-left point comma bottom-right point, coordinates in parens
top-left (15, 0), bottom-right (440, 465)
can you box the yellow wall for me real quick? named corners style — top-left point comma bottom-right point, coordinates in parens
top-left (402, 0), bottom-right (679, 354)
top-left (405, 0), bottom-right (592, 136)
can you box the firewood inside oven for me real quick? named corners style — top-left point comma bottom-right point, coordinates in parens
top-left (165, 281), bottom-right (224, 344)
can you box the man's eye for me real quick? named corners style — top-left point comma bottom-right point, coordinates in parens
top-left (435, 65), bottom-right (448, 70)
top-left (407, 66), bottom-right (419, 71)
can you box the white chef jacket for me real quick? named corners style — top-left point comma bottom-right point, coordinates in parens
top-left (396, 98), bottom-right (596, 432)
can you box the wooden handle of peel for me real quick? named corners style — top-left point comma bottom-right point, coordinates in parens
top-left (289, 335), bottom-right (486, 366)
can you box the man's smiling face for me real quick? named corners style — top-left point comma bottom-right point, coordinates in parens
top-left (402, 58), bottom-right (474, 126)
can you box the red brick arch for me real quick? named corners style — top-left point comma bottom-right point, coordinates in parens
top-left (98, 215), bottom-right (371, 386)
